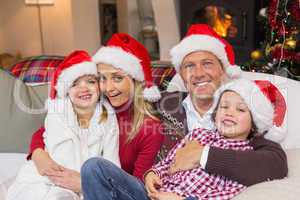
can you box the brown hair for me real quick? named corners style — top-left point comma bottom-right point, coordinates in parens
top-left (211, 90), bottom-right (258, 139)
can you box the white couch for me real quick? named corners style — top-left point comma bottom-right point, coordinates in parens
top-left (167, 71), bottom-right (300, 199)
top-left (1, 70), bottom-right (300, 199)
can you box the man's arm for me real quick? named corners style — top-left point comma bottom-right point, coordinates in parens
top-left (206, 136), bottom-right (288, 186)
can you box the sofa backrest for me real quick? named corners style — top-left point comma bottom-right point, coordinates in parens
top-left (0, 69), bottom-right (48, 153)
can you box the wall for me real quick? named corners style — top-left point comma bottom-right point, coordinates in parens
top-left (117, 0), bottom-right (141, 39)
top-left (72, 0), bottom-right (100, 55)
top-left (152, 0), bottom-right (180, 60)
top-left (0, 0), bottom-right (42, 56)
top-left (0, 0), bottom-right (100, 57)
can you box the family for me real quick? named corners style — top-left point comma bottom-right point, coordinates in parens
top-left (7, 24), bottom-right (288, 200)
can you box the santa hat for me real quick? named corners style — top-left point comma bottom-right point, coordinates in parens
top-left (170, 24), bottom-right (242, 78)
top-left (213, 78), bottom-right (287, 142)
top-left (92, 33), bottom-right (161, 102)
top-left (50, 50), bottom-right (97, 99)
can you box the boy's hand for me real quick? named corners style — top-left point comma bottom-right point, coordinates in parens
top-left (144, 171), bottom-right (162, 196)
top-left (149, 191), bottom-right (184, 200)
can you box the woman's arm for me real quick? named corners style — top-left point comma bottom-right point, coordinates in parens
top-left (132, 119), bottom-right (164, 180)
top-left (27, 126), bottom-right (46, 160)
top-left (28, 126), bottom-right (64, 175)
top-left (206, 136), bottom-right (288, 186)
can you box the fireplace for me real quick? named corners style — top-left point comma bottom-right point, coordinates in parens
top-left (179, 0), bottom-right (263, 64)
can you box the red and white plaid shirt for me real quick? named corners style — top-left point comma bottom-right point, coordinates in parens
top-left (151, 128), bottom-right (253, 200)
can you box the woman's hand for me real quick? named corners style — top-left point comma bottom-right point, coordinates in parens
top-left (144, 171), bottom-right (162, 196)
top-left (31, 148), bottom-right (64, 175)
top-left (47, 168), bottom-right (81, 193)
top-left (148, 191), bottom-right (184, 200)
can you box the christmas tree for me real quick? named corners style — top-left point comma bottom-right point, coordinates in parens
top-left (242, 0), bottom-right (300, 80)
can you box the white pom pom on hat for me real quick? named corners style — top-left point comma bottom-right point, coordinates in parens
top-left (170, 24), bottom-right (242, 78)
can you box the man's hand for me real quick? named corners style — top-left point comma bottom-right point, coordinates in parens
top-left (144, 171), bottom-right (162, 196)
top-left (46, 168), bottom-right (81, 193)
top-left (32, 148), bottom-right (64, 176)
top-left (148, 191), bottom-right (184, 200)
top-left (169, 140), bottom-right (203, 174)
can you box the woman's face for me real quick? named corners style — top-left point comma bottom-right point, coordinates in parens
top-left (215, 91), bottom-right (252, 140)
top-left (97, 63), bottom-right (134, 107)
top-left (68, 75), bottom-right (100, 111)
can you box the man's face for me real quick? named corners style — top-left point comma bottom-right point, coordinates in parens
top-left (180, 51), bottom-right (226, 101)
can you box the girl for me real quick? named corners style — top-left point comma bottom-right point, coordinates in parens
top-left (26, 33), bottom-right (164, 192)
top-left (7, 50), bottom-right (120, 200)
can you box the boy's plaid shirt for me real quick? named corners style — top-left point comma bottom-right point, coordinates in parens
top-left (151, 128), bottom-right (253, 200)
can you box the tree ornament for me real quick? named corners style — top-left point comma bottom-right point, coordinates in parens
top-left (251, 50), bottom-right (263, 60)
top-left (285, 38), bottom-right (297, 49)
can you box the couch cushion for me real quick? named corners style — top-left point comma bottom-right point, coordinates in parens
top-left (0, 69), bottom-right (48, 153)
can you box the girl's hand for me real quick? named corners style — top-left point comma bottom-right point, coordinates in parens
top-left (32, 148), bottom-right (64, 175)
top-left (47, 168), bottom-right (81, 193)
top-left (149, 191), bottom-right (184, 200)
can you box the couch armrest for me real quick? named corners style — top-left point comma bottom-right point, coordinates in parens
top-left (234, 149), bottom-right (300, 200)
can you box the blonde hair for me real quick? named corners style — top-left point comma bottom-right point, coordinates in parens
top-left (126, 81), bottom-right (160, 142)
top-left (99, 105), bottom-right (108, 123)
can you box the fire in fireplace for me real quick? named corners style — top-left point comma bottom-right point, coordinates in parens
top-left (179, 0), bottom-right (263, 64)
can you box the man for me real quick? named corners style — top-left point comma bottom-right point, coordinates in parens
top-left (153, 24), bottom-right (287, 189)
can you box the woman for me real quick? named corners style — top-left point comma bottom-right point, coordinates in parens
top-left (27, 33), bottom-right (164, 193)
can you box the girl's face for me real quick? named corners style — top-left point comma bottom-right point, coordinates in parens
top-left (68, 75), bottom-right (100, 111)
top-left (97, 63), bottom-right (134, 107)
top-left (215, 91), bottom-right (252, 140)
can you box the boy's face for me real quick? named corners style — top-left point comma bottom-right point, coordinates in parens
top-left (215, 91), bottom-right (252, 140)
top-left (68, 75), bottom-right (100, 111)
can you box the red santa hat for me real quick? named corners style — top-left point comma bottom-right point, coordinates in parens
top-left (50, 50), bottom-right (97, 99)
top-left (170, 24), bottom-right (242, 78)
top-left (214, 78), bottom-right (287, 142)
top-left (92, 33), bottom-right (161, 102)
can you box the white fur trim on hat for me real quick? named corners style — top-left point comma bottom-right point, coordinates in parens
top-left (56, 61), bottom-right (97, 98)
top-left (213, 79), bottom-right (274, 135)
top-left (92, 46), bottom-right (144, 81)
top-left (170, 35), bottom-right (230, 71)
top-left (226, 65), bottom-right (242, 79)
top-left (143, 85), bottom-right (161, 102)
top-left (264, 125), bottom-right (287, 143)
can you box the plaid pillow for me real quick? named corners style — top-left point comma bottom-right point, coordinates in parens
top-left (9, 56), bottom-right (175, 88)
top-left (10, 55), bottom-right (64, 83)
top-left (151, 61), bottom-right (175, 91)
